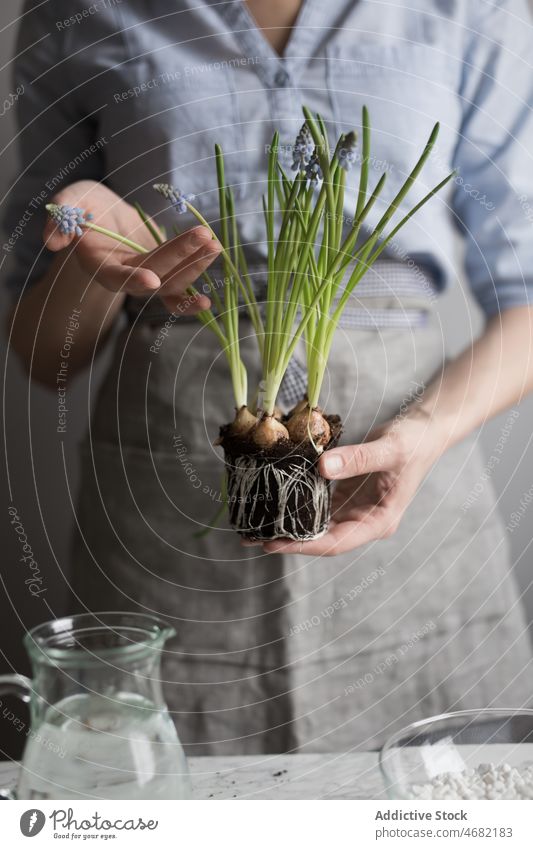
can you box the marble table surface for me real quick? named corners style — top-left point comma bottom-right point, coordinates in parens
top-left (0, 753), bottom-right (387, 800)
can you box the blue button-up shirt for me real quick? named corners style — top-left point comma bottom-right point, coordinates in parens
top-left (3, 0), bottom-right (533, 317)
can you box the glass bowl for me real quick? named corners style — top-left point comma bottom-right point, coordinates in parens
top-left (379, 709), bottom-right (533, 799)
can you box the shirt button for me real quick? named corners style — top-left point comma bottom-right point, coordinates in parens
top-left (274, 69), bottom-right (290, 87)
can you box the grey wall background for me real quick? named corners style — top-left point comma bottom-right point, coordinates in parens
top-left (0, 1), bottom-right (115, 759)
top-left (1, 3), bottom-right (532, 759)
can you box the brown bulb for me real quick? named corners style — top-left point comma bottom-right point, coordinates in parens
top-left (251, 414), bottom-right (289, 448)
top-left (228, 405), bottom-right (258, 436)
top-left (286, 405), bottom-right (331, 447)
top-left (288, 397), bottom-right (308, 417)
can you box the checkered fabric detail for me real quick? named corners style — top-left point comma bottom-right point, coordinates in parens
top-left (125, 259), bottom-right (437, 408)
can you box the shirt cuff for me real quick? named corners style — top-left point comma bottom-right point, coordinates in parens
top-left (472, 279), bottom-right (533, 319)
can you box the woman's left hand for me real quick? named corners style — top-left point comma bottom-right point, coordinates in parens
top-left (262, 410), bottom-right (441, 556)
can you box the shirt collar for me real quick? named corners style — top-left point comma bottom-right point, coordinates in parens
top-left (207, 0), bottom-right (324, 88)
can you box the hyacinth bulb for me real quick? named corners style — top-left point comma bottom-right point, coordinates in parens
top-left (288, 397), bottom-right (309, 417)
top-left (229, 405), bottom-right (258, 436)
top-left (251, 414), bottom-right (289, 448)
top-left (286, 405), bottom-right (331, 447)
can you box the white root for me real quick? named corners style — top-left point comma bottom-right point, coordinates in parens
top-left (225, 454), bottom-right (330, 540)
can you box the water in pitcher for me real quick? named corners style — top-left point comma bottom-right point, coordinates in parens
top-left (17, 692), bottom-right (191, 799)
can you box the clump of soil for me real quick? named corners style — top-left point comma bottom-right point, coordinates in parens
top-left (219, 414), bottom-right (342, 541)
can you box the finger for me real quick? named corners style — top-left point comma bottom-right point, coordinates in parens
top-left (43, 218), bottom-right (77, 252)
top-left (263, 518), bottom-right (382, 557)
top-left (98, 263), bottom-right (161, 296)
top-left (319, 436), bottom-right (394, 480)
top-left (129, 227), bottom-right (218, 277)
top-left (160, 242), bottom-right (223, 289)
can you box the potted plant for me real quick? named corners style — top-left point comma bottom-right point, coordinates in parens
top-left (47, 107), bottom-right (453, 541)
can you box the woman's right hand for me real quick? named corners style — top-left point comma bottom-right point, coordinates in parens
top-left (43, 180), bottom-right (221, 315)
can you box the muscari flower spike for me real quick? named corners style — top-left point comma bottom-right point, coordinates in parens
top-left (153, 182), bottom-right (195, 215)
top-left (337, 130), bottom-right (357, 172)
top-left (46, 203), bottom-right (93, 236)
top-left (305, 151), bottom-right (323, 186)
top-left (291, 122), bottom-right (314, 173)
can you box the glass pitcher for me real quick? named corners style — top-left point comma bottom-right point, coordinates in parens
top-left (0, 612), bottom-right (191, 799)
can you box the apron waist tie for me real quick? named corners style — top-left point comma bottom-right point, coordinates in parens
top-left (124, 259), bottom-right (438, 407)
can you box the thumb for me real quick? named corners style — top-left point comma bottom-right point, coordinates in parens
top-left (319, 436), bottom-right (393, 479)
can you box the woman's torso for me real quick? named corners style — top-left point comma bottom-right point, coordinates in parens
top-left (59, 0), bottom-right (466, 286)
top-left (65, 0), bottom-right (533, 752)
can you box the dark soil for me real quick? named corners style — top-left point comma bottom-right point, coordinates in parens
top-left (219, 413), bottom-right (342, 460)
top-left (220, 413), bottom-right (342, 541)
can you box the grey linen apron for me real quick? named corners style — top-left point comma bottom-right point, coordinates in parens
top-left (71, 266), bottom-right (533, 755)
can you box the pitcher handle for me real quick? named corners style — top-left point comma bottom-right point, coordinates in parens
top-left (0, 674), bottom-right (32, 799)
top-left (0, 673), bottom-right (32, 703)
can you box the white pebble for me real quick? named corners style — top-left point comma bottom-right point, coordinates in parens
top-left (409, 762), bottom-right (533, 800)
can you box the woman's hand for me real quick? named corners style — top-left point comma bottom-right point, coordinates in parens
top-left (44, 180), bottom-right (221, 314)
top-left (261, 307), bottom-right (533, 558)
top-left (10, 179), bottom-right (223, 385)
top-left (263, 410), bottom-right (440, 557)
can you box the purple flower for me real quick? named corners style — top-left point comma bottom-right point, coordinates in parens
top-left (337, 131), bottom-right (357, 172)
top-left (305, 151), bottom-right (322, 186)
top-left (153, 183), bottom-right (195, 214)
top-left (291, 123), bottom-right (314, 173)
top-left (45, 204), bottom-right (93, 236)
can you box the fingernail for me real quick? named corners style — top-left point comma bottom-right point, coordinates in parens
top-left (323, 453), bottom-right (344, 475)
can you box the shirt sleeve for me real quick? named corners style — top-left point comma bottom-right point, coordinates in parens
top-left (2, 1), bottom-right (104, 298)
top-left (451, 0), bottom-right (533, 318)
